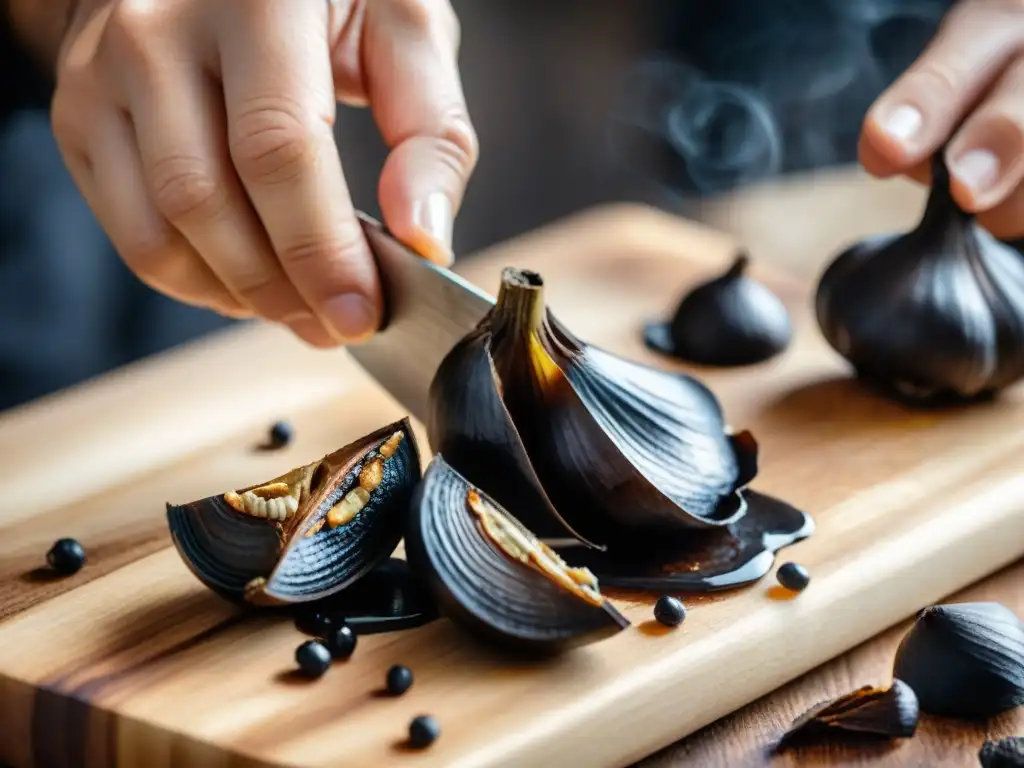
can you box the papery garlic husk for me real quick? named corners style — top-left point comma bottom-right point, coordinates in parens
top-left (645, 252), bottom-right (792, 366)
top-left (777, 680), bottom-right (919, 748)
top-left (167, 418), bottom-right (420, 606)
top-left (404, 455), bottom-right (630, 652)
top-left (816, 153), bottom-right (1024, 403)
top-left (427, 268), bottom-right (758, 551)
top-left (893, 602), bottom-right (1024, 720)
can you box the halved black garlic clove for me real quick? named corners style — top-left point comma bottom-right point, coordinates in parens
top-left (405, 456), bottom-right (630, 652)
top-left (428, 267), bottom-right (759, 551)
top-left (893, 601), bottom-right (1024, 720)
top-left (816, 153), bottom-right (1024, 404)
top-left (777, 680), bottom-right (919, 748)
top-left (644, 252), bottom-right (792, 367)
top-left (167, 418), bottom-right (420, 606)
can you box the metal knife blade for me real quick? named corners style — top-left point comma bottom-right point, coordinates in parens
top-left (349, 211), bottom-right (495, 423)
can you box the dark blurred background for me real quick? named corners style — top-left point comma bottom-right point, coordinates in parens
top-left (0, 0), bottom-right (952, 411)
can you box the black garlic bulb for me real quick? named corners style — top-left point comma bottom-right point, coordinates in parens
top-left (167, 419), bottom-right (420, 606)
top-left (777, 680), bottom-right (919, 748)
top-left (405, 456), bottom-right (630, 652)
top-left (893, 602), bottom-right (1024, 720)
top-left (427, 267), bottom-right (759, 552)
top-left (816, 153), bottom-right (1024, 403)
top-left (645, 252), bottom-right (792, 366)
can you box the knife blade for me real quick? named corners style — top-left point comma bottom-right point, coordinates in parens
top-left (349, 211), bottom-right (495, 423)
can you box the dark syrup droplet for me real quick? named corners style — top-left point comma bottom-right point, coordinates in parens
top-left (386, 665), bottom-right (414, 695)
top-left (295, 640), bottom-right (331, 678)
top-left (654, 596), bottom-right (687, 627)
top-left (269, 420), bottom-right (293, 448)
top-left (46, 538), bottom-right (86, 575)
top-left (408, 715), bottom-right (441, 748)
top-left (776, 562), bottom-right (810, 592)
top-left (563, 490), bottom-right (813, 598)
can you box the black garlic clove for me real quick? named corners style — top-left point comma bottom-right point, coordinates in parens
top-left (778, 680), bottom-right (919, 748)
top-left (428, 267), bottom-right (760, 553)
top-left (405, 456), bottom-right (630, 652)
top-left (893, 601), bottom-right (1024, 720)
top-left (167, 419), bottom-right (420, 606)
top-left (980, 737), bottom-right (1024, 768)
top-left (815, 153), bottom-right (1024, 404)
top-left (644, 252), bottom-right (792, 367)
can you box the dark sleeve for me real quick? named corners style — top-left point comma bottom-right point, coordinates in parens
top-left (1, 5), bottom-right (56, 120)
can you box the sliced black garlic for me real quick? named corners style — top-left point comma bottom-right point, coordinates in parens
top-left (167, 419), bottom-right (419, 606)
top-left (777, 680), bottom-right (919, 748)
top-left (428, 267), bottom-right (760, 552)
top-left (644, 252), bottom-right (792, 367)
top-left (405, 456), bottom-right (630, 651)
top-left (816, 152), bottom-right (1024, 404)
top-left (893, 601), bottom-right (1024, 720)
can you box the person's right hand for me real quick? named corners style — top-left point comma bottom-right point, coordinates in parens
top-left (51, 0), bottom-right (477, 347)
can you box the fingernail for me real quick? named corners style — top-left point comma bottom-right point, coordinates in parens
top-left (413, 192), bottom-right (454, 266)
top-left (951, 148), bottom-right (1001, 197)
top-left (323, 293), bottom-right (377, 342)
top-left (878, 104), bottom-right (923, 143)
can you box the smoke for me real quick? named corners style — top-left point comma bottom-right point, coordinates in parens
top-left (608, 0), bottom-right (951, 197)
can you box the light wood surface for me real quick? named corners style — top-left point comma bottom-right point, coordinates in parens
top-left (2, 201), bottom-right (1023, 768)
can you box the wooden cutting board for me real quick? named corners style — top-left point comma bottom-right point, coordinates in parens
top-left (2, 204), bottom-right (1023, 768)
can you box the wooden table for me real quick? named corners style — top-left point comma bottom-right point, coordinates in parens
top-left (1, 166), bottom-right (1020, 767)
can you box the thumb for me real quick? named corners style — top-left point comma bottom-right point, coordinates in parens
top-left (362, 0), bottom-right (478, 267)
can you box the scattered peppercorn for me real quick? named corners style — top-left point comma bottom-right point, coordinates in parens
top-left (295, 611), bottom-right (334, 637)
top-left (386, 665), bottom-right (414, 695)
top-left (408, 715), bottom-right (440, 748)
top-left (776, 562), bottom-right (810, 592)
top-left (295, 640), bottom-right (331, 678)
top-left (269, 420), bottom-right (293, 448)
top-left (46, 538), bottom-right (86, 575)
top-left (326, 624), bottom-right (358, 660)
top-left (653, 595), bottom-right (687, 627)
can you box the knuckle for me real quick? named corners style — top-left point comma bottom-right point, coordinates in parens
top-left (230, 99), bottom-right (318, 185)
top-left (104, 1), bottom-right (162, 62)
top-left (148, 156), bottom-right (224, 222)
top-left (118, 233), bottom-right (176, 283)
top-left (277, 226), bottom-right (368, 291)
top-left (388, 0), bottom-right (439, 34)
top-left (905, 60), bottom-right (965, 106)
top-left (437, 115), bottom-right (479, 176)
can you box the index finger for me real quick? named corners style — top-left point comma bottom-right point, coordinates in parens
top-left (218, 0), bottom-right (381, 343)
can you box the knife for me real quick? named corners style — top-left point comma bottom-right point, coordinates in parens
top-left (350, 211), bottom-right (495, 423)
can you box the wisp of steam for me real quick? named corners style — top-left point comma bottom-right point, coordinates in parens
top-left (608, 0), bottom-right (951, 198)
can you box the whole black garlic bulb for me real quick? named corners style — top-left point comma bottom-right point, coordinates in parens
top-left (816, 153), bottom-right (1024, 403)
top-left (893, 602), bottom-right (1024, 720)
top-left (427, 267), bottom-right (759, 552)
top-left (644, 252), bottom-right (792, 366)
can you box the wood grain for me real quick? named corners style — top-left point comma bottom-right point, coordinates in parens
top-left (641, 558), bottom-right (1024, 768)
top-left (1, 201), bottom-right (1023, 768)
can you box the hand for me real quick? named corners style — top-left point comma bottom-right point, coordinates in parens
top-left (50, 0), bottom-right (478, 347)
top-left (860, 0), bottom-right (1024, 240)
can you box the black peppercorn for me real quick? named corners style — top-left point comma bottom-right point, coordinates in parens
top-left (46, 538), bottom-right (86, 575)
top-left (326, 624), bottom-right (357, 660)
top-left (408, 715), bottom-right (440, 748)
top-left (653, 596), bottom-right (686, 627)
top-left (386, 665), bottom-right (414, 695)
top-left (295, 640), bottom-right (331, 678)
top-left (777, 562), bottom-right (810, 592)
top-left (269, 420), bottom-right (293, 448)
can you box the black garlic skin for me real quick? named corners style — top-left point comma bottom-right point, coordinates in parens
top-left (167, 419), bottom-right (420, 606)
top-left (815, 153), bottom-right (1024, 404)
top-left (893, 602), bottom-right (1024, 720)
top-left (777, 680), bottom-right (919, 748)
top-left (427, 267), bottom-right (759, 552)
top-left (404, 455), bottom-right (629, 653)
top-left (645, 252), bottom-right (792, 367)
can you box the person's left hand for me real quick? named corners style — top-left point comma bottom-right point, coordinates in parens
top-left (860, 0), bottom-right (1024, 239)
